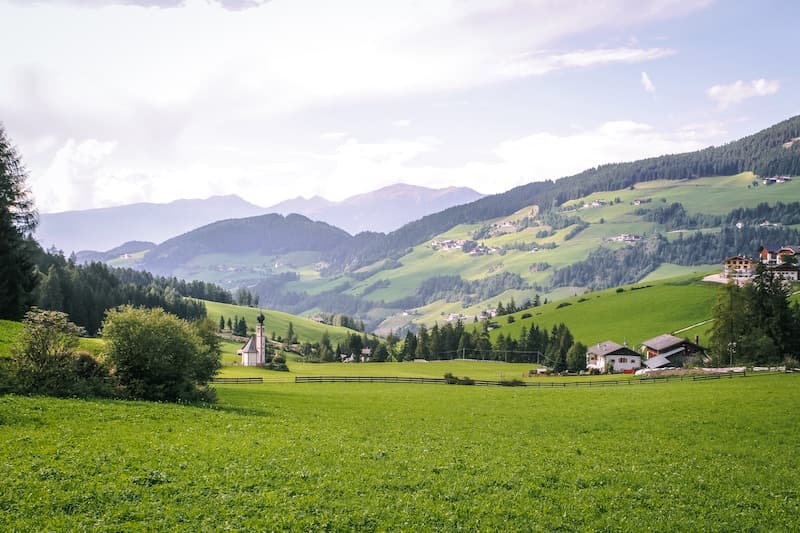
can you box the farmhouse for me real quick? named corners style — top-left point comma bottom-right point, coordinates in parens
top-left (723, 255), bottom-right (756, 281)
top-left (586, 341), bottom-right (641, 373)
top-left (641, 334), bottom-right (704, 369)
top-left (238, 312), bottom-right (268, 366)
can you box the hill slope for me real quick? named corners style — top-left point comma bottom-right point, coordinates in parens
top-left (141, 213), bottom-right (353, 276)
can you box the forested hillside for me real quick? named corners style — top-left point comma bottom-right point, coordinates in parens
top-left (33, 249), bottom-right (233, 335)
top-left (142, 213), bottom-right (352, 275)
top-left (322, 115), bottom-right (800, 273)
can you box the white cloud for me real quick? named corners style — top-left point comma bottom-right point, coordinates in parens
top-left (0, 0), bottom-right (713, 211)
top-left (641, 71), bottom-right (656, 93)
top-left (320, 131), bottom-right (349, 141)
top-left (707, 79), bottom-right (780, 109)
top-left (303, 121), bottom-right (719, 200)
top-left (496, 48), bottom-right (673, 79)
top-left (392, 119), bottom-right (412, 128)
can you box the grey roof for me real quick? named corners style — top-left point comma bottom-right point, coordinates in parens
top-left (780, 245), bottom-right (800, 253)
top-left (641, 334), bottom-right (684, 351)
top-left (587, 341), bottom-right (639, 358)
top-left (241, 335), bottom-right (257, 353)
top-left (644, 355), bottom-right (671, 369)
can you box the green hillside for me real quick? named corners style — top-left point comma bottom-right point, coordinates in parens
top-left (202, 300), bottom-right (360, 346)
top-left (483, 273), bottom-right (721, 349)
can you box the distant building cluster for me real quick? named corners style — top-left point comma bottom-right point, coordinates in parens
top-left (607, 233), bottom-right (642, 243)
top-left (430, 239), bottom-right (501, 256)
top-left (430, 238), bottom-right (466, 251)
top-left (722, 245), bottom-right (800, 283)
top-left (761, 175), bottom-right (792, 186)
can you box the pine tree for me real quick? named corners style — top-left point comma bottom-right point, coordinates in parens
top-left (219, 315), bottom-right (225, 331)
top-left (0, 124), bottom-right (39, 319)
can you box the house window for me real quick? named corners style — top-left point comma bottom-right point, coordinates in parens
top-left (619, 357), bottom-right (627, 363)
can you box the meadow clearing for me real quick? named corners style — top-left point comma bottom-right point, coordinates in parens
top-left (1, 373), bottom-right (798, 531)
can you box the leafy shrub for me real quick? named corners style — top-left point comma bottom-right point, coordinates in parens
top-left (10, 309), bottom-right (114, 398)
top-left (102, 306), bottom-right (221, 403)
top-left (444, 372), bottom-right (458, 384)
top-left (556, 302), bottom-right (572, 309)
top-left (499, 379), bottom-right (525, 387)
top-left (616, 287), bottom-right (625, 293)
top-left (521, 313), bottom-right (532, 319)
top-left (457, 376), bottom-right (475, 385)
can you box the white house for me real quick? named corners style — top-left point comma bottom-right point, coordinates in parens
top-left (586, 341), bottom-right (642, 373)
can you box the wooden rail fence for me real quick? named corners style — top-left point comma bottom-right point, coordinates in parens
top-left (294, 372), bottom-right (747, 387)
top-left (211, 377), bottom-right (264, 384)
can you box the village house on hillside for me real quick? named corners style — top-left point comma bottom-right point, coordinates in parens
top-left (641, 334), bottom-right (705, 369)
top-left (720, 244), bottom-right (800, 283)
top-left (586, 341), bottom-right (641, 373)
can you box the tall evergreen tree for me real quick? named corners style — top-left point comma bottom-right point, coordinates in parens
top-left (0, 124), bottom-right (38, 319)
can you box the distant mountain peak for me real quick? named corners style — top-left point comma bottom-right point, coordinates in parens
top-left (265, 183), bottom-right (484, 234)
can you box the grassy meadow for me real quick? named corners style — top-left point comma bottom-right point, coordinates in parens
top-left (0, 319), bottom-right (22, 357)
top-left (485, 273), bottom-right (720, 347)
top-left (203, 300), bottom-right (359, 346)
top-left (1, 374), bottom-right (798, 531)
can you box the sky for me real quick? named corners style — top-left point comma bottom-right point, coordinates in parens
top-left (1, 0), bottom-right (798, 213)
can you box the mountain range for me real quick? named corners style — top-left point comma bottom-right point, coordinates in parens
top-left (49, 114), bottom-right (800, 333)
top-left (267, 184), bottom-right (483, 235)
top-left (36, 184), bottom-right (483, 254)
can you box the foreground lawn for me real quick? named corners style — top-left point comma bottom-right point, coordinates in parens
top-left (2, 374), bottom-right (798, 530)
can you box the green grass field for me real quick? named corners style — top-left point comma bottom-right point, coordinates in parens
top-left (2, 374), bottom-right (798, 531)
top-left (0, 319), bottom-right (22, 357)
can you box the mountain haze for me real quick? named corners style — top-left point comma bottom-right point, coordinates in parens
top-left (37, 195), bottom-right (266, 253)
top-left (36, 184), bottom-right (483, 254)
top-left (267, 183), bottom-right (484, 234)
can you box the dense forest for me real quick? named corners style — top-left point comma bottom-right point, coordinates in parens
top-left (33, 249), bottom-right (234, 335)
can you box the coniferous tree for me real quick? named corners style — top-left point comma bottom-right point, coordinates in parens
top-left (0, 124), bottom-right (38, 319)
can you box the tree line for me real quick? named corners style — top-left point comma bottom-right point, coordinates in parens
top-left (33, 251), bottom-right (209, 335)
top-left (709, 265), bottom-right (800, 365)
top-left (394, 320), bottom-right (585, 372)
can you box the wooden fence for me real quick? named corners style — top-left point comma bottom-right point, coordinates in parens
top-left (294, 372), bottom-right (747, 388)
top-left (211, 377), bottom-right (264, 384)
